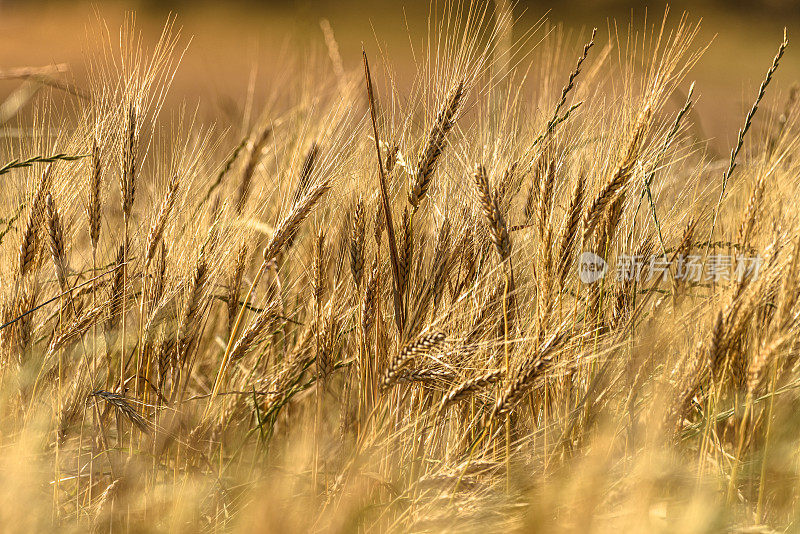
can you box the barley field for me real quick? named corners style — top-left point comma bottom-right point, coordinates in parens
top-left (1, 1), bottom-right (800, 532)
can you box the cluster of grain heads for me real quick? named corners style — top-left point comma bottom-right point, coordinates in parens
top-left (205, 177), bottom-right (331, 413)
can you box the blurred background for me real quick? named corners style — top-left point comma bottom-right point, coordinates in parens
top-left (0, 0), bottom-right (798, 152)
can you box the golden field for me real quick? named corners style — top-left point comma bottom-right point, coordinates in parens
top-left (0, 1), bottom-right (800, 532)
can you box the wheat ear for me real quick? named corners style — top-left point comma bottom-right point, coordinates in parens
top-left (45, 194), bottom-right (69, 292)
top-left (383, 332), bottom-right (446, 389)
top-left (87, 137), bottom-right (102, 252)
top-left (235, 126), bottom-right (272, 214)
top-left (350, 198), bottom-right (366, 288)
top-left (583, 105), bottom-right (651, 243)
top-left (145, 173), bottom-right (180, 265)
top-left (408, 80), bottom-right (465, 209)
top-left (709, 29), bottom-right (788, 242)
top-left (439, 369), bottom-right (504, 413)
